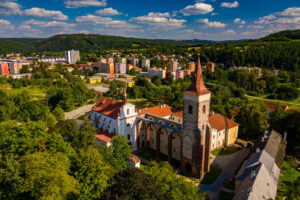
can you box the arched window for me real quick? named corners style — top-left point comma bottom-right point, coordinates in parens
top-left (202, 105), bottom-right (206, 113)
top-left (127, 108), bottom-right (130, 115)
top-left (127, 134), bottom-right (131, 140)
top-left (188, 105), bottom-right (193, 114)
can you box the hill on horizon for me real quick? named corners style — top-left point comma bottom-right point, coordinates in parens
top-left (0, 29), bottom-right (299, 54)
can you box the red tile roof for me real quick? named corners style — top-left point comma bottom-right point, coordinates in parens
top-left (209, 113), bottom-right (239, 131)
top-left (93, 96), bottom-right (124, 119)
top-left (95, 128), bottom-right (115, 143)
top-left (172, 108), bottom-right (183, 118)
top-left (132, 66), bottom-right (142, 71)
top-left (263, 101), bottom-right (288, 112)
top-left (139, 105), bottom-right (171, 117)
top-left (128, 155), bottom-right (141, 164)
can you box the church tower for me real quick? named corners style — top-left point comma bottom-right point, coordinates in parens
top-left (181, 56), bottom-right (212, 179)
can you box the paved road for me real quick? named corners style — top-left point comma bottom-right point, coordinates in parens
top-left (65, 104), bottom-right (95, 120)
top-left (199, 149), bottom-right (250, 200)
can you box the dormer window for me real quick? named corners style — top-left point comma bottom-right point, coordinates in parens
top-left (188, 105), bottom-right (193, 114)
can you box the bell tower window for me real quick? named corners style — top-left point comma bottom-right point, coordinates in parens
top-left (188, 105), bottom-right (193, 114)
top-left (127, 108), bottom-right (130, 115)
top-left (203, 105), bottom-right (206, 114)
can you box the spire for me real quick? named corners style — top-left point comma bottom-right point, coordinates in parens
top-left (185, 56), bottom-right (210, 95)
top-left (122, 87), bottom-right (127, 105)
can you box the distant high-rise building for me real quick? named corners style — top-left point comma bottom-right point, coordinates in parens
top-left (99, 63), bottom-right (115, 74)
top-left (168, 61), bottom-right (178, 71)
top-left (8, 61), bottom-right (21, 74)
top-left (106, 57), bottom-right (114, 64)
top-left (142, 59), bottom-right (150, 68)
top-left (206, 62), bottom-right (215, 73)
top-left (131, 58), bottom-right (139, 66)
top-left (65, 50), bottom-right (80, 64)
top-left (186, 62), bottom-right (196, 72)
top-left (0, 63), bottom-right (9, 75)
top-left (115, 63), bottom-right (126, 74)
top-left (120, 58), bottom-right (127, 64)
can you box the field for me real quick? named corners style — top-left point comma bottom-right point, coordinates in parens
top-left (0, 86), bottom-right (47, 100)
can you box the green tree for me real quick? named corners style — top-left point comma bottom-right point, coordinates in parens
top-left (72, 147), bottom-right (114, 200)
top-left (0, 121), bottom-right (48, 156)
top-left (102, 168), bottom-right (165, 200)
top-left (21, 152), bottom-right (77, 200)
top-left (51, 106), bottom-right (65, 121)
top-left (101, 135), bottom-right (132, 172)
top-left (0, 155), bottom-right (24, 199)
top-left (47, 132), bottom-right (75, 158)
top-left (142, 162), bottom-right (206, 200)
top-left (274, 85), bottom-right (299, 100)
top-left (269, 104), bottom-right (287, 131)
top-left (236, 104), bottom-right (268, 139)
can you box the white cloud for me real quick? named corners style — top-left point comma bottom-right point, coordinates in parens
top-left (180, 3), bottom-right (214, 16)
top-left (254, 7), bottom-right (300, 31)
top-left (95, 8), bottom-right (121, 16)
top-left (0, 19), bottom-right (14, 29)
top-left (65, 0), bottom-right (107, 8)
top-left (220, 1), bottom-right (239, 8)
top-left (23, 8), bottom-right (68, 20)
top-left (225, 29), bottom-right (236, 35)
top-left (234, 18), bottom-right (245, 24)
top-left (23, 20), bottom-right (75, 28)
top-left (198, 18), bottom-right (226, 28)
top-left (76, 14), bottom-right (139, 28)
top-left (18, 24), bottom-right (31, 30)
top-left (130, 12), bottom-right (186, 30)
top-left (247, 25), bottom-right (264, 29)
top-left (0, 1), bottom-right (22, 15)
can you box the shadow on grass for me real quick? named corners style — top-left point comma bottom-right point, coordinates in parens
top-left (200, 165), bottom-right (222, 185)
top-left (212, 146), bottom-right (242, 156)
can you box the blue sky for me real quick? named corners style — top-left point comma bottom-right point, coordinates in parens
top-left (0, 0), bottom-right (299, 40)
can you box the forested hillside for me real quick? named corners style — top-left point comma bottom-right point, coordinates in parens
top-left (258, 30), bottom-right (300, 41)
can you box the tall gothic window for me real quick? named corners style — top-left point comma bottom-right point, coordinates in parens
top-left (203, 105), bottom-right (206, 114)
top-left (127, 108), bottom-right (130, 115)
top-left (188, 105), bottom-right (193, 114)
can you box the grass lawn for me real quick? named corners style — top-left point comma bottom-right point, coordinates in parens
top-left (200, 165), bottom-right (222, 185)
top-left (219, 191), bottom-right (235, 200)
top-left (212, 146), bottom-right (242, 156)
top-left (1, 86), bottom-right (47, 100)
top-left (276, 161), bottom-right (300, 200)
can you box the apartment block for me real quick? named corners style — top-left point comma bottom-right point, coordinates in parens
top-left (65, 50), bottom-right (80, 64)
